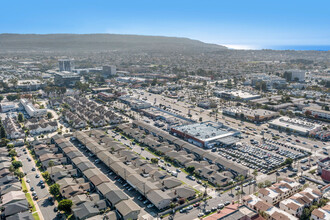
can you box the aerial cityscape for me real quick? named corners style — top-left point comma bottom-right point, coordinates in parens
top-left (0, 1), bottom-right (329, 220)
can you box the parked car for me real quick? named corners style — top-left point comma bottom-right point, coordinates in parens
top-left (147, 204), bottom-right (154, 209)
top-left (193, 203), bottom-right (200, 207)
top-left (198, 213), bottom-right (204, 217)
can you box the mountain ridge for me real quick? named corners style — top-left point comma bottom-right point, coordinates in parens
top-left (0, 33), bottom-right (227, 53)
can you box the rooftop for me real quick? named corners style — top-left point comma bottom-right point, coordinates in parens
top-left (172, 121), bottom-right (237, 142)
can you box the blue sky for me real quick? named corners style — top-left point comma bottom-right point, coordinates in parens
top-left (1, 0), bottom-right (329, 49)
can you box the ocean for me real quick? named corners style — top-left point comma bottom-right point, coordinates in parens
top-left (262, 45), bottom-right (330, 51)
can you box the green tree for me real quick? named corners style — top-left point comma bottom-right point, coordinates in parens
top-left (42, 171), bottom-right (50, 180)
top-left (0, 95), bottom-right (3, 102)
top-left (47, 112), bottom-right (53, 119)
top-left (151, 158), bottom-right (159, 164)
top-left (0, 126), bottom-right (7, 138)
top-left (264, 180), bottom-right (272, 187)
top-left (8, 149), bottom-right (17, 157)
top-left (186, 166), bottom-right (195, 174)
top-left (6, 94), bottom-right (20, 101)
top-left (257, 182), bottom-right (265, 189)
top-left (58, 199), bottom-right (73, 213)
top-left (6, 144), bottom-right (14, 149)
top-left (49, 183), bottom-right (60, 197)
top-left (12, 160), bottom-right (23, 169)
top-left (283, 158), bottom-right (293, 167)
top-left (0, 138), bottom-right (10, 147)
top-left (14, 170), bottom-right (25, 179)
top-left (300, 207), bottom-right (311, 220)
top-left (48, 160), bottom-right (55, 175)
top-left (9, 165), bottom-right (16, 173)
top-left (18, 113), bottom-right (24, 122)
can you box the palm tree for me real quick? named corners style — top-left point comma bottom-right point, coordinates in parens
top-left (48, 160), bottom-right (55, 176)
top-left (236, 191), bottom-right (242, 204)
top-left (252, 170), bottom-right (258, 193)
top-left (236, 174), bottom-right (245, 195)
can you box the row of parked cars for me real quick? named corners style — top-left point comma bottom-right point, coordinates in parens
top-left (264, 138), bottom-right (309, 157)
top-left (107, 171), bottom-right (155, 209)
top-left (179, 201), bottom-right (231, 217)
top-left (218, 145), bottom-right (278, 174)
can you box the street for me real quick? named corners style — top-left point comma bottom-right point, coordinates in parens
top-left (16, 145), bottom-right (58, 220)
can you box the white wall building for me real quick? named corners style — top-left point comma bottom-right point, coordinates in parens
top-left (287, 69), bottom-right (306, 82)
top-left (303, 107), bottom-right (330, 120)
top-left (269, 116), bottom-right (322, 136)
top-left (20, 99), bottom-right (47, 118)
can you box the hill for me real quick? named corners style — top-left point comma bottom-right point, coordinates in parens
top-left (0, 34), bottom-right (227, 53)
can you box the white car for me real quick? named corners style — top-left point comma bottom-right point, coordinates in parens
top-left (198, 213), bottom-right (204, 217)
top-left (147, 204), bottom-right (154, 209)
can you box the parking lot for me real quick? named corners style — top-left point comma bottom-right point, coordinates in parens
top-left (213, 136), bottom-right (311, 176)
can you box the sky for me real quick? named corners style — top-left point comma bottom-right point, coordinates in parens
top-left (1, 0), bottom-right (330, 49)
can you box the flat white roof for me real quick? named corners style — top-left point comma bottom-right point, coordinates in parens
top-left (269, 116), bottom-right (321, 134)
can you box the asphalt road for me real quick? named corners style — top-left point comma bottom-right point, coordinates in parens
top-left (16, 146), bottom-right (58, 220)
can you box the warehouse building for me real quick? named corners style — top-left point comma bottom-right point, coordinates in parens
top-left (303, 106), bottom-right (330, 120)
top-left (222, 107), bottom-right (279, 122)
top-left (268, 116), bottom-right (322, 136)
top-left (214, 90), bottom-right (261, 101)
top-left (171, 121), bottom-right (240, 148)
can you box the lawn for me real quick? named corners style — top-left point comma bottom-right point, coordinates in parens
top-left (32, 212), bottom-right (40, 220)
top-left (21, 178), bottom-right (28, 192)
top-left (25, 193), bottom-right (36, 212)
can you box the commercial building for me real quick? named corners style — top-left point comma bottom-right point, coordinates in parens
top-left (58, 58), bottom-right (74, 72)
top-left (91, 87), bottom-right (111, 93)
top-left (303, 106), bottom-right (330, 120)
top-left (20, 99), bottom-right (47, 118)
top-left (0, 102), bottom-right (20, 113)
top-left (97, 92), bottom-right (115, 101)
top-left (269, 116), bottom-right (322, 136)
top-left (102, 65), bottom-right (116, 77)
top-left (214, 89), bottom-right (261, 101)
top-left (171, 121), bottom-right (240, 148)
top-left (317, 157), bottom-right (330, 183)
top-left (16, 80), bottom-right (45, 91)
top-left (250, 74), bottom-right (287, 90)
top-left (140, 107), bottom-right (191, 127)
top-left (119, 96), bottom-right (151, 109)
top-left (284, 69), bottom-right (306, 82)
top-left (54, 72), bottom-right (81, 87)
top-left (222, 107), bottom-right (279, 122)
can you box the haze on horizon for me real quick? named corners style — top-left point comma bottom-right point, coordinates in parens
top-left (1, 0), bottom-right (329, 50)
